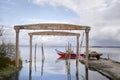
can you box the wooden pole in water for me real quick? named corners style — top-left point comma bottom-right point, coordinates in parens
top-left (41, 43), bottom-right (45, 60)
top-left (29, 35), bottom-right (32, 71)
top-left (76, 36), bottom-right (79, 60)
top-left (75, 35), bottom-right (79, 80)
top-left (79, 32), bottom-right (84, 54)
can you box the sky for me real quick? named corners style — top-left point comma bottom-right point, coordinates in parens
top-left (0, 0), bottom-right (120, 46)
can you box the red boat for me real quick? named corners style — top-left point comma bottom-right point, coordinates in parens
top-left (55, 49), bottom-right (84, 59)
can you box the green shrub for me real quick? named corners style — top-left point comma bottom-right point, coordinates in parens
top-left (0, 57), bottom-right (11, 68)
top-left (0, 43), bottom-right (7, 57)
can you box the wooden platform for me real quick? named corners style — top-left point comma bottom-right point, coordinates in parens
top-left (80, 58), bottom-right (120, 80)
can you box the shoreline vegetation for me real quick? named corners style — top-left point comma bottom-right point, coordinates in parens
top-left (0, 66), bottom-right (22, 80)
top-left (0, 42), bottom-right (22, 80)
top-left (0, 26), bottom-right (22, 80)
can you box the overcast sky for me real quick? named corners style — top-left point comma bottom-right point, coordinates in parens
top-left (0, 0), bottom-right (120, 46)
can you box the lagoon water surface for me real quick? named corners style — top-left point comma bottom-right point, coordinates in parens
top-left (9, 46), bottom-right (120, 80)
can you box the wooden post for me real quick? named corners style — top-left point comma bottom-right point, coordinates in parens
top-left (79, 32), bottom-right (84, 54)
top-left (76, 36), bottom-right (79, 78)
top-left (29, 35), bottom-right (32, 71)
top-left (85, 28), bottom-right (90, 80)
top-left (34, 43), bottom-right (37, 72)
top-left (34, 43), bottom-right (37, 60)
top-left (15, 29), bottom-right (19, 67)
top-left (76, 36), bottom-right (79, 60)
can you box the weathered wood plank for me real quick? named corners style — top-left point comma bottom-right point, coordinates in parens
top-left (28, 31), bottom-right (80, 36)
top-left (14, 23), bottom-right (90, 30)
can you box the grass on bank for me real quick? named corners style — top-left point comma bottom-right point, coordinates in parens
top-left (0, 57), bottom-right (22, 80)
top-left (0, 66), bottom-right (22, 80)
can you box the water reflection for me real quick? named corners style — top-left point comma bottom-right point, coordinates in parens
top-left (29, 68), bottom-right (32, 80)
top-left (41, 44), bottom-right (45, 77)
top-left (41, 55), bottom-right (45, 77)
top-left (65, 58), bottom-right (71, 80)
top-left (56, 57), bottom-right (85, 80)
top-left (29, 44), bottom-right (45, 80)
top-left (9, 47), bottom-right (111, 80)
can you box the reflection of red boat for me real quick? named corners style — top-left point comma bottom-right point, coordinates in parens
top-left (55, 49), bottom-right (84, 59)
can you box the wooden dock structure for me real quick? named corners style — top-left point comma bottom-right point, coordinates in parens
top-left (14, 23), bottom-right (90, 80)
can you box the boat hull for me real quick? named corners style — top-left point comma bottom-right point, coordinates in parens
top-left (57, 53), bottom-right (77, 59)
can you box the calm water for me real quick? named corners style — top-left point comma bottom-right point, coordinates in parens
top-left (9, 46), bottom-right (120, 80)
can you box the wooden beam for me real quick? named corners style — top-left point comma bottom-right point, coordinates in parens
top-left (28, 31), bottom-right (80, 36)
top-left (14, 23), bottom-right (90, 30)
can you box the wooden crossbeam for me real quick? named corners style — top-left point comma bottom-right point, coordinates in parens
top-left (14, 23), bottom-right (90, 30)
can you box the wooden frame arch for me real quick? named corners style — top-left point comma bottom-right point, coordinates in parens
top-left (14, 23), bottom-right (90, 80)
top-left (28, 31), bottom-right (80, 71)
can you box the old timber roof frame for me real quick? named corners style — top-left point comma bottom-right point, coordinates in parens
top-left (14, 23), bottom-right (90, 80)
top-left (28, 31), bottom-right (80, 70)
top-left (28, 31), bottom-right (80, 36)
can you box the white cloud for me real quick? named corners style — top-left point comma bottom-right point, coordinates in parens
top-left (31, 0), bottom-right (120, 26)
top-left (26, 0), bottom-right (120, 46)
top-left (19, 17), bottom-right (70, 25)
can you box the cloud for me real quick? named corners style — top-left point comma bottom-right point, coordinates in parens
top-left (21, 0), bottom-right (120, 46)
top-left (31, 0), bottom-right (120, 27)
top-left (19, 17), bottom-right (70, 25)
top-left (102, 1), bottom-right (120, 21)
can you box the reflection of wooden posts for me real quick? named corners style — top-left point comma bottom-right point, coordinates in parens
top-left (29, 67), bottom-right (32, 80)
top-left (41, 44), bottom-right (45, 77)
top-left (15, 29), bottom-right (19, 67)
top-left (29, 35), bottom-right (32, 71)
top-left (65, 57), bottom-right (71, 80)
top-left (76, 59), bottom-right (79, 80)
top-left (15, 71), bottom-right (19, 80)
top-left (41, 44), bottom-right (45, 60)
top-left (85, 29), bottom-right (90, 80)
top-left (34, 43), bottom-right (37, 72)
top-left (34, 43), bottom-right (37, 60)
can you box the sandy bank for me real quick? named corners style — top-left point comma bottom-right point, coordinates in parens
top-left (80, 58), bottom-right (120, 80)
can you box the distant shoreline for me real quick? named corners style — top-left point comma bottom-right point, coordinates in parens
top-left (19, 45), bottom-right (120, 48)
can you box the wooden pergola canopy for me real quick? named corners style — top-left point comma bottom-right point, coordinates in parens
top-left (28, 31), bottom-right (80, 36)
top-left (14, 23), bottom-right (90, 76)
top-left (14, 23), bottom-right (90, 30)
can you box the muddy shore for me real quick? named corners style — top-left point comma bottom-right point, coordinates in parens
top-left (80, 58), bottom-right (120, 80)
